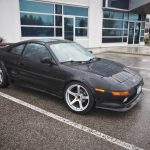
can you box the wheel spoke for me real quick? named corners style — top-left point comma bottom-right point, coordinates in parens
top-left (77, 85), bottom-right (81, 94)
top-left (81, 95), bottom-right (89, 100)
top-left (79, 101), bottom-right (84, 110)
top-left (70, 98), bottom-right (78, 105)
top-left (68, 90), bottom-right (76, 96)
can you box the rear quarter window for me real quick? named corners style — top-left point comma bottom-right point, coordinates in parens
top-left (11, 44), bottom-right (25, 55)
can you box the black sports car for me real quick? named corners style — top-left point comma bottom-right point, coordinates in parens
top-left (0, 39), bottom-right (144, 114)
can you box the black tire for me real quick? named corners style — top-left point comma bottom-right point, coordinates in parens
top-left (0, 64), bottom-right (9, 88)
top-left (64, 81), bottom-right (95, 114)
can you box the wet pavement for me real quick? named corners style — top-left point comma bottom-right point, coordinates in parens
top-left (0, 53), bottom-right (150, 150)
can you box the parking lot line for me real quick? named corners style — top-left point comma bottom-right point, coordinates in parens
top-left (0, 91), bottom-right (143, 150)
top-left (128, 66), bottom-right (150, 71)
top-left (143, 88), bottom-right (150, 92)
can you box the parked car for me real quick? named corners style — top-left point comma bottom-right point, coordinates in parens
top-left (0, 39), bottom-right (144, 114)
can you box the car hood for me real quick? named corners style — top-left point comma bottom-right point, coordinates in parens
top-left (66, 58), bottom-right (136, 82)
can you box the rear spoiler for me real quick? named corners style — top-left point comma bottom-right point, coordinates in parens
top-left (0, 43), bottom-right (14, 48)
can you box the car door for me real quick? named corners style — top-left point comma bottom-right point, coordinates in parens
top-left (17, 42), bottom-right (65, 93)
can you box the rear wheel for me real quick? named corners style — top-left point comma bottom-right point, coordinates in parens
top-left (0, 65), bottom-right (8, 88)
top-left (65, 82), bottom-right (95, 114)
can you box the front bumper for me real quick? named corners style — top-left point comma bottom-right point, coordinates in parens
top-left (95, 91), bottom-right (144, 112)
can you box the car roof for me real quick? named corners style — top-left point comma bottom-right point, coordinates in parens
top-left (19, 39), bottom-right (71, 45)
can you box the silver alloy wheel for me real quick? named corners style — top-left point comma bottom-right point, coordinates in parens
top-left (65, 84), bottom-right (90, 112)
top-left (0, 68), bottom-right (3, 84)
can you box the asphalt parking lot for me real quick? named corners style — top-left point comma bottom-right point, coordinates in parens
top-left (0, 53), bottom-right (150, 150)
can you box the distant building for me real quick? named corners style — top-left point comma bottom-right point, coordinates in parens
top-left (0, 0), bottom-right (150, 48)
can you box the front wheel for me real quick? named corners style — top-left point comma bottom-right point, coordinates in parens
top-left (65, 82), bottom-right (95, 114)
top-left (0, 65), bottom-right (9, 88)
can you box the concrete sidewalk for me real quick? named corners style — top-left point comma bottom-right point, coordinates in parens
top-left (90, 45), bottom-right (150, 56)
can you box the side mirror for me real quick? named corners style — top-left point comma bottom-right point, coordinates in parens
top-left (89, 50), bottom-right (93, 54)
top-left (41, 57), bottom-right (54, 65)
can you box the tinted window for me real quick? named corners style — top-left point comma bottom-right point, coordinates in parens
top-left (23, 43), bottom-right (50, 62)
top-left (103, 10), bottom-right (110, 18)
top-left (103, 29), bottom-right (123, 36)
top-left (56, 28), bottom-right (62, 37)
top-left (11, 44), bottom-right (25, 55)
top-left (76, 18), bottom-right (88, 27)
top-left (21, 13), bottom-right (54, 26)
top-left (19, 0), bottom-right (54, 14)
top-left (63, 6), bottom-right (88, 17)
top-left (55, 5), bottom-right (62, 14)
top-left (129, 13), bottom-right (140, 21)
top-left (75, 29), bottom-right (87, 36)
top-left (140, 30), bottom-right (145, 36)
top-left (124, 12), bottom-right (129, 20)
top-left (108, 0), bottom-right (129, 10)
top-left (102, 37), bottom-right (122, 43)
top-left (141, 22), bottom-right (145, 29)
top-left (110, 11), bottom-right (123, 19)
top-left (103, 20), bottom-right (123, 28)
top-left (103, 0), bottom-right (106, 7)
top-left (123, 30), bottom-right (128, 36)
top-left (21, 27), bottom-right (54, 37)
top-left (124, 21), bottom-right (128, 29)
top-left (55, 16), bottom-right (62, 26)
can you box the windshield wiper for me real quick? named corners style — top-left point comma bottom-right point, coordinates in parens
top-left (86, 57), bottom-right (98, 63)
top-left (61, 60), bottom-right (85, 64)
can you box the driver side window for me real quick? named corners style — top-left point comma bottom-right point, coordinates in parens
top-left (23, 43), bottom-right (51, 63)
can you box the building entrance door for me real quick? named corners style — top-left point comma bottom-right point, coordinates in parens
top-left (64, 17), bottom-right (74, 41)
top-left (128, 22), bottom-right (134, 44)
top-left (128, 22), bottom-right (141, 44)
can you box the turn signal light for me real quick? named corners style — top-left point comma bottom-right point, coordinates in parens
top-left (95, 88), bottom-right (105, 93)
top-left (112, 91), bottom-right (129, 96)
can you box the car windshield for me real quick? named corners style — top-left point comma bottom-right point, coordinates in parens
top-left (50, 42), bottom-right (95, 63)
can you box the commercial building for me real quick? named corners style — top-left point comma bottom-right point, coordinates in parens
top-left (0, 0), bottom-right (150, 48)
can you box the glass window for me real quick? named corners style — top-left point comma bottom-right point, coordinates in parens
top-left (103, 19), bottom-right (123, 28)
top-left (124, 21), bottom-right (128, 29)
top-left (21, 27), bottom-right (54, 37)
top-left (56, 28), bottom-right (62, 37)
top-left (75, 28), bottom-right (87, 36)
top-left (11, 44), bottom-right (25, 55)
top-left (110, 11), bottom-right (123, 19)
top-left (50, 43), bottom-right (95, 63)
top-left (23, 43), bottom-right (50, 62)
top-left (55, 16), bottom-right (62, 26)
top-left (103, 0), bottom-right (106, 7)
top-left (108, 0), bottom-right (129, 10)
top-left (123, 30), bottom-right (128, 36)
top-left (129, 13), bottom-right (139, 21)
top-left (55, 4), bottom-right (62, 14)
top-left (63, 6), bottom-right (88, 17)
top-left (141, 22), bottom-right (145, 29)
top-left (140, 30), bottom-right (145, 36)
top-left (21, 13), bottom-right (54, 26)
top-left (19, 0), bottom-right (54, 14)
top-left (124, 12), bottom-right (129, 20)
top-left (140, 37), bottom-right (144, 42)
top-left (102, 37), bottom-right (122, 43)
top-left (123, 37), bottom-right (127, 42)
top-left (76, 18), bottom-right (88, 27)
top-left (103, 10), bottom-right (110, 18)
top-left (103, 29), bottom-right (123, 36)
